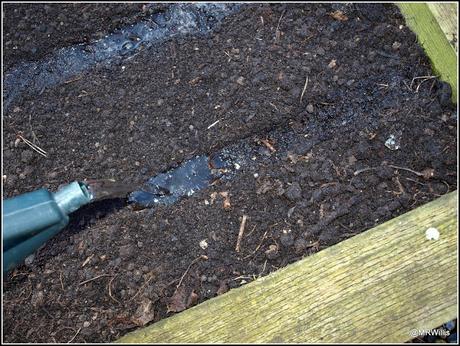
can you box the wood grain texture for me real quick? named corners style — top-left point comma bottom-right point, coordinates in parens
top-left (397, 3), bottom-right (458, 103)
top-left (118, 191), bottom-right (458, 343)
top-left (427, 3), bottom-right (458, 53)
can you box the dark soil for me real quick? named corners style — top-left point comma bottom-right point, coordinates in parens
top-left (2, 3), bottom-right (457, 343)
top-left (2, 3), bottom-right (152, 69)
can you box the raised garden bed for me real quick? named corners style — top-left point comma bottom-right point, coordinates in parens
top-left (2, 2), bottom-right (457, 343)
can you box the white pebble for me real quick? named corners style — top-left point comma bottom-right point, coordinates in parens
top-left (199, 239), bottom-right (208, 250)
top-left (253, 173), bottom-right (259, 178)
top-left (385, 134), bottom-right (400, 150)
top-left (425, 227), bottom-right (440, 241)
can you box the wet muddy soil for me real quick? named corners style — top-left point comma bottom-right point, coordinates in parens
top-left (3, 3), bottom-right (147, 69)
top-left (2, 3), bottom-right (457, 343)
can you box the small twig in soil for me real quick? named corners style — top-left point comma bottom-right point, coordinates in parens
top-left (67, 327), bottom-right (82, 343)
top-left (260, 138), bottom-right (276, 153)
top-left (355, 165), bottom-right (435, 181)
top-left (405, 177), bottom-right (427, 186)
top-left (376, 83), bottom-right (389, 89)
top-left (243, 230), bottom-right (268, 259)
top-left (389, 165), bottom-right (434, 179)
top-left (269, 235), bottom-right (279, 249)
top-left (128, 273), bottom-right (155, 302)
top-left (393, 176), bottom-right (405, 195)
top-left (415, 77), bottom-right (436, 93)
top-left (258, 260), bottom-right (268, 278)
top-left (269, 102), bottom-right (280, 112)
top-left (306, 240), bottom-right (320, 251)
top-left (79, 274), bottom-right (111, 286)
top-left (440, 180), bottom-right (451, 194)
top-left (409, 75), bottom-right (437, 91)
top-left (207, 119), bottom-right (220, 129)
top-left (403, 80), bottom-right (412, 92)
top-left (77, 91), bottom-right (95, 98)
top-left (11, 269), bottom-right (29, 279)
top-left (64, 75), bottom-right (82, 84)
top-left (302, 34), bottom-right (315, 44)
top-left (410, 190), bottom-right (428, 207)
top-left (17, 134), bottom-right (47, 157)
top-left (425, 181), bottom-right (450, 197)
top-left (235, 215), bottom-right (248, 253)
top-left (59, 272), bottom-right (65, 291)
top-left (245, 225), bottom-right (257, 238)
top-left (353, 166), bottom-right (378, 176)
top-left (338, 222), bottom-right (353, 232)
top-left (232, 275), bottom-right (254, 281)
top-left (108, 275), bottom-right (120, 304)
top-left (176, 255), bottom-right (208, 290)
top-left (224, 50), bottom-right (232, 63)
top-left (320, 182), bottom-right (339, 188)
top-left (275, 10), bottom-right (286, 42)
top-left (300, 75), bottom-right (309, 103)
top-left (81, 254), bottom-right (94, 267)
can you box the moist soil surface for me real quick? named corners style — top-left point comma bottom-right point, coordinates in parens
top-left (2, 3), bottom-right (151, 70)
top-left (2, 3), bottom-right (457, 343)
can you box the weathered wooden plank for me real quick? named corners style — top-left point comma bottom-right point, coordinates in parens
top-left (118, 191), bottom-right (458, 343)
top-left (397, 3), bottom-right (458, 103)
top-left (427, 3), bottom-right (458, 53)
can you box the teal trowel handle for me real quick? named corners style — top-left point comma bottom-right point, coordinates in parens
top-left (3, 181), bottom-right (93, 273)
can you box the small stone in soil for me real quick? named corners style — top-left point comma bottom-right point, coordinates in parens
top-left (384, 134), bottom-right (400, 150)
top-left (265, 244), bottom-right (279, 260)
top-left (199, 239), bottom-right (208, 250)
